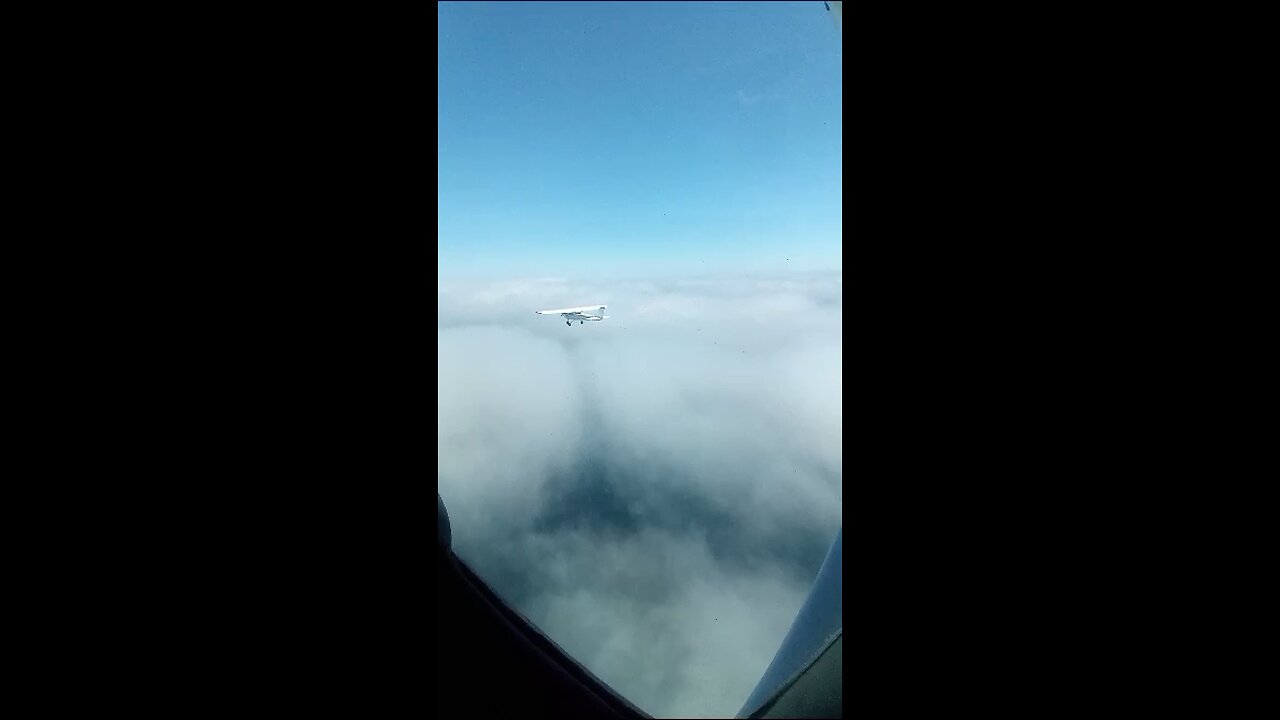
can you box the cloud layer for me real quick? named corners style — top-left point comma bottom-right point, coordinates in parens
top-left (438, 272), bottom-right (842, 717)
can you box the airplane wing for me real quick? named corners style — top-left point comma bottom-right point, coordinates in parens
top-left (536, 305), bottom-right (607, 316)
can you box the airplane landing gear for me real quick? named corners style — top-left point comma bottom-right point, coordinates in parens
top-left (580, 321), bottom-right (583, 325)
top-left (566, 320), bottom-right (571, 326)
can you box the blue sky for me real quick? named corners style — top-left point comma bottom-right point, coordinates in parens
top-left (438, 1), bottom-right (842, 280)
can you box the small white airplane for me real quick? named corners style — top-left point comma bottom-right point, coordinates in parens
top-left (536, 305), bottom-right (609, 326)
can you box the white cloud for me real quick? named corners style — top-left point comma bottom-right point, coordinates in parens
top-left (437, 272), bottom-right (841, 717)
